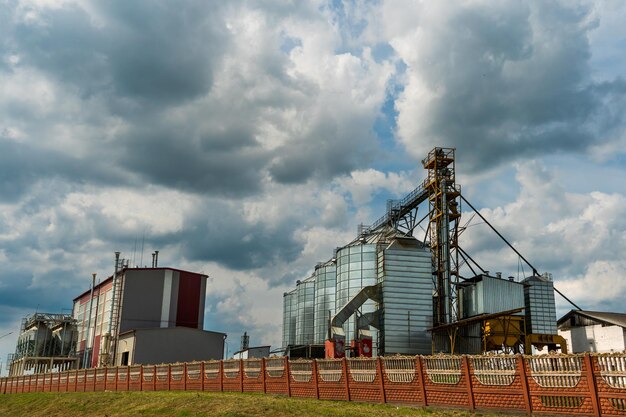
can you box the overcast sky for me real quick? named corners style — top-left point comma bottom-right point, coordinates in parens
top-left (1, 0), bottom-right (625, 368)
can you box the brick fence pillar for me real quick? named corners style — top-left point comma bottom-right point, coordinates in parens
top-left (343, 357), bottom-right (351, 401)
top-left (463, 356), bottom-right (475, 411)
top-left (517, 355), bottom-right (532, 415)
top-left (583, 354), bottom-right (601, 417)
top-left (376, 357), bottom-right (386, 404)
top-left (417, 356), bottom-right (428, 407)
top-left (286, 358), bottom-right (291, 397)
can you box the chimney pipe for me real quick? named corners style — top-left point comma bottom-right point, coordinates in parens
top-left (151, 253), bottom-right (155, 268)
top-left (154, 250), bottom-right (159, 267)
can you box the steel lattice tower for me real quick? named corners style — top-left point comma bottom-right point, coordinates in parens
top-left (422, 148), bottom-right (461, 327)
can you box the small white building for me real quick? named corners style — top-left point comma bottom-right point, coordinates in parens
top-left (232, 346), bottom-right (271, 359)
top-left (558, 310), bottom-right (626, 353)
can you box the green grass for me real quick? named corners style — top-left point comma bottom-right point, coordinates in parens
top-left (0, 391), bottom-right (507, 417)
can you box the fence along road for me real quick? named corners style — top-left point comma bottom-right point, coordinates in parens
top-left (2, 353), bottom-right (626, 417)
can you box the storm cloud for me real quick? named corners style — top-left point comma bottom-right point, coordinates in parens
top-left (383, 1), bottom-right (626, 171)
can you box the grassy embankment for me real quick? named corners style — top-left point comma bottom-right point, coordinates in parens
top-left (0, 391), bottom-right (508, 417)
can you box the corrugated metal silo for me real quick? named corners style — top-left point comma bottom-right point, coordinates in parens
top-left (335, 243), bottom-right (379, 355)
top-left (295, 276), bottom-right (315, 345)
top-left (313, 260), bottom-right (336, 344)
top-left (282, 289), bottom-right (297, 348)
top-left (523, 275), bottom-right (557, 334)
top-left (378, 238), bottom-right (433, 355)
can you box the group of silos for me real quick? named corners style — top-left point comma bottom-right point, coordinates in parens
top-left (282, 229), bottom-right (561, 357)
top-left (282, 228), bottom-right (434, 358)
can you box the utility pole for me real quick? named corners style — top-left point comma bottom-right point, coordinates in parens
top-left (83, 274), bottom-right (97, 368)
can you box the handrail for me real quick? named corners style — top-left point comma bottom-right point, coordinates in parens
top-left (369, 182), bottom-right (429, 232)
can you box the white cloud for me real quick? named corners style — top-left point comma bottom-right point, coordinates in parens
top-left (461, 160), bottom-right (626, 313)
top-left (334, 168), bottom-right (416, 205)
top-left (380, 0), bottom-right (626, 171)
top-left (588, 0), bottom-right (626, 82)
top-left (558, 260), bottom-right (626, 308)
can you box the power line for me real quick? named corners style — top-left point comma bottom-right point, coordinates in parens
top-left (460, 194), bottom-right (582, 311)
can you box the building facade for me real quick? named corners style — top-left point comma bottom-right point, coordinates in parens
top-left (558, 310), bottom-right (626, 353)
top-left (72, 267), bottom-right (220, 367)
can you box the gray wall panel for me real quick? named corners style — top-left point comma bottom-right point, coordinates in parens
top-left (120, 269), bottom-right (165, 332)
top-left (130, 328), bottom-right (224, 364)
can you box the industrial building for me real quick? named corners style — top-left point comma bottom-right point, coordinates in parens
top-left (73, 256), bottom-right (225, 367)
top-left (558, 310), bottom-right (626, 353)
top-left (116, 327), bottom-right (225, 365)
top-left (282, 147), bottom-right (568, 358)
top-left (8, 253), bottom-right (225, 375)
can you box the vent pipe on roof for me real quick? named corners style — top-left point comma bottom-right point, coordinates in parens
top-left (151, 253), bottom-right (155, 268)
top-left (154, 251), bottom-right (159, 267)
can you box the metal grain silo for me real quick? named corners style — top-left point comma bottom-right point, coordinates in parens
top-left (282, 289), bottom-right (297, 348)
top-left (378, 237), bottom-right (433, 355)
top-left (335, 243), bottom-right (379, 355)
top-left (295, 276), bottom-right (315, 345)
top-left (313, 260), bottom-right (337, 344)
